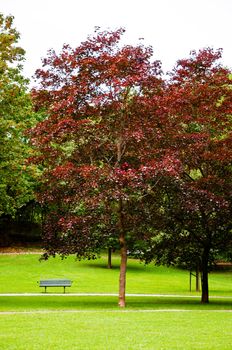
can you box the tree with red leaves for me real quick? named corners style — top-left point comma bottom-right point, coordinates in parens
top-left (141, 48), bottom-right (232, 303)
top-left (29, 28), bottom-right (165, 307)
top-left (30, 28), bottom-right (232, 306)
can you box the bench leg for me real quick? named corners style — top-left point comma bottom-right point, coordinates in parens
top-left (64, 286), bottom-right (66, 293)
top-left (45, 286), bottom-right (47, 293)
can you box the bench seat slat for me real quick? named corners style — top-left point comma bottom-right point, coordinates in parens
top-left (38, 279), bottom-right (72, 292)
top-left (40, 280), bottom-right (72, 286)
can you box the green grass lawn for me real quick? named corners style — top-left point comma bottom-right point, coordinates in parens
top-left (0, 253), bottom-right (232, 349)
top-left (1, 311), bottom-right (232, 350)
top-left (0, 253), bottom-right (231, 296)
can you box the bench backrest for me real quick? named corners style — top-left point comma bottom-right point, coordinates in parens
top-left (39, 279), bottom-right (72, 287)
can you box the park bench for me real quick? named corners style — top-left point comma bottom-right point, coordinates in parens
top-left (38, 279), bottom-right (72, 293)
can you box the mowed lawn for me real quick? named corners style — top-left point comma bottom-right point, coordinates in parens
top-left (0, 253), bottom-right (192, 294)
top-left (0, 252), bottom-right (232, 295)
top-left (0, 253), bottom-right (232, 349)
top-left (1, 310), bottom-right (232, 350)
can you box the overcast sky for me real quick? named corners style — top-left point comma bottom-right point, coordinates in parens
top-left (1, 0), bottom-right (232, 81)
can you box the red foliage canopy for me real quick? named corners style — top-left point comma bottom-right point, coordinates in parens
top-left (29, 30), bottom-right (232, 305)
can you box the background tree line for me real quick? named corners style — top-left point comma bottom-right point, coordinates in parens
top-left (0, 13), bottom-right (42, 246)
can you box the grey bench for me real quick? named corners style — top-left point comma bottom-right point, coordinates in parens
top-left (38, 279), bottom-right (72, 293)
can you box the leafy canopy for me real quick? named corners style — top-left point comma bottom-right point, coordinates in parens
top-left (0, 13), bottom-right (37, 217)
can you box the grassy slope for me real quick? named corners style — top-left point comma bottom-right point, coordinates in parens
top-left (0, 253), bottom-right (231, 296)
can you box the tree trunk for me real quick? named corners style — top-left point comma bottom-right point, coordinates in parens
top-left (116, 132), bottom-right (127, 307)
top-left (201, 247), bottom-right (209, 303)
top-left (107, 247), bottom-right (112, 269)
top-left (118, 237), bottom-right (127, 307)
top-left (118, 198), bottom-right (127, 308)
top-left (196, 262), bottom-right (200, 292)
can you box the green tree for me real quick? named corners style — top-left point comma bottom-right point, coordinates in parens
top-left (0, 13), bottom-right (37, 218)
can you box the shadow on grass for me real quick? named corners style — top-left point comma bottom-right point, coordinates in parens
top-left (1, 296), bottom-right (232, 312)
top-left (127, 297), bottom-right (232, 310)
top-left (84, 262), bottom-right (120, 269)
top-left (84, 262), bottom-right (147, 272)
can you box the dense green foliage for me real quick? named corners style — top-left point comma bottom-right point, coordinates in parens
top-left (0, 13), bottom-right (37, 218)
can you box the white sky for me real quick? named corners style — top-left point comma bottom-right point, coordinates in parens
top-left (1, 0), bottom-right (232, 81)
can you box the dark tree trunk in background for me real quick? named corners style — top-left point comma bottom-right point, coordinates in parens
top-left (107, 248), bottom-right (112, 269)
top-left (201, 247), bottom-right (209, 303)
